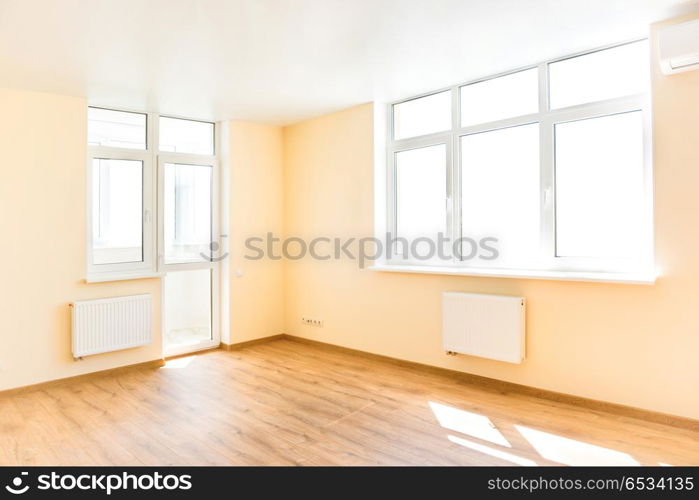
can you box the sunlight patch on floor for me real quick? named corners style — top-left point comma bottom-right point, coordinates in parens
top-left (428, 400), bottom-right (642, 466)
top-left (429, 401), bottom-right (511, 447)
top-left (162, 356), bottom-right (196, 369)
top-left (515, 425), bottom-right (639, 466)
top-left (448, 435), bottom-right (537, 466)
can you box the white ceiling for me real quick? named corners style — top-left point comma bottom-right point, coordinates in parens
top-left (0, 0), bottom-right (696, 124)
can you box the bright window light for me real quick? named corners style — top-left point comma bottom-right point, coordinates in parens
top-left (461, 124), bottom-right (540, 267)
top-left (162, 356), bottom-right (196, 369)
top-left (549, 40), bottom-right (649, 109)
top-left (393, 91), bottom-right (451, 140)
top-left (88, 108), bottom-right (146, 150)
top-left (515, 425), bottom-right (639, 466)
top-left (448, 435), bottom-right (537, 466)
top-left (164, 162), bottom-right (213, 264)
top-left (164, 269), bottom-right (212, 348)
top-left (395, 144), bottom-right (447, 242)
top-left (159, 117), bottom-right (214, 155)
top-left (87, 107), bottom-right (220, 278)
top-left (429, 402), bottom-right (511, 447)
top-left (91, 159), bottom-right (143, 265)
top-left (460, 68), bottom-right (538, 126)
top-left (555, 111), bottom-right (645, 258)
top-left (387, 40), bottom-right (651, 276)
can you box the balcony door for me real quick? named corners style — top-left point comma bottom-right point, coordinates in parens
top-left (159, 155), bottom-right (220, 356)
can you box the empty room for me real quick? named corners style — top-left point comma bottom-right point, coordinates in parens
top-left (1, 0), bottom-right (699, 488)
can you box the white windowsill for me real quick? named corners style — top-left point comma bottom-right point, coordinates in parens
top-left (85, 271), bottom-right (164, 283)
top-left (369, 264), bottom-right (657, 285)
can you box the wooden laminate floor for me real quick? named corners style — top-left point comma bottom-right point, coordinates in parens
top-left (1, 338), bottom-right (697, 466)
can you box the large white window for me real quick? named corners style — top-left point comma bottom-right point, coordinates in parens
top-left (386, 40), bottom-right (653, 277)
top-left (87, 108), bottom-right (218, 280)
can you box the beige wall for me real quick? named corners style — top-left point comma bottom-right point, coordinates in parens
top-left (282, 19), bottom-right (699, 420)
top-left (226, 121), bottom-right (285, 343)
top-left (0, 88), bottom-right (162, 392)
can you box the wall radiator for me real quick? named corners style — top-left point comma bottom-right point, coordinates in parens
top-left (442, 292), bottom-right (525, 364)
top-left (70, 294), bottom-right (152, 359)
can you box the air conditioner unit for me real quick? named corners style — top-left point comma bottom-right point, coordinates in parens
top-left (658, 19), bottom-right (699, 75)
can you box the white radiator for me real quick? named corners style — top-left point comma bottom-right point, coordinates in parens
top-left (71, 294), bottom-right (152, 358)
top-left (442, 292), bottom-right (525, 364)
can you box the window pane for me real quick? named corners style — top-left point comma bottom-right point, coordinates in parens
top-left (549, 41), bottom-right (649, 109)
top-left (555, 112), bottom-right (645, 258)
top-left (395, 144), bottom-right (447, 241)
top-left (164, 163), bottom-right (212, 264)
top-left (460, 69), bottom-right (538, 127)
top-left (159, 117), bottom-right (214, 155)
top-left (91, 159), bottom-right (143, 264)
top-left (461, 124), bottom-right (540, 268)
top-left (393, 91), bottom-right (451, 140)
top-left (88, 108), bottom-right (146, 150)
top-left (164, 269), bottom-right (212, 349)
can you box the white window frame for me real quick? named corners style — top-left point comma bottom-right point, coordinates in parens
top-left (86, 108), bottom-right (156, 279)
top-left (86, 108), bottom-right (220, 281)
top-left (157, 153), bottom-right (220, 273)
top-left (155, 114), bottom-right (221, 356)
top-left (385, 39), bottom-right (654, 276)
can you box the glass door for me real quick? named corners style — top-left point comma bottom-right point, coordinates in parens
top-left (159, 155), bottom-right (220, 356)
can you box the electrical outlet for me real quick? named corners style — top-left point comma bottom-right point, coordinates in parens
top-left (302, 317), bottom-right (324, 327)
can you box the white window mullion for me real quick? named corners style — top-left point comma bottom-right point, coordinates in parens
top-left (450, 85), bottom-right (461, 264)
top-left (640, 101), bottom-right (655, 270)
top-left (540, 116), bottom-right (556, 270)
top-left (385, 104), bottom-right (397, 240)
top-left (456, 113), bottom-right (539, 137)
top-left (445, 138), bottom-right (454, 248)
top-left (148, 112), bottom-right (161, 271)
top-left (142, 151), bottom-right (155, 273)
top-left (539, 62), bottom-right (556, 269)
